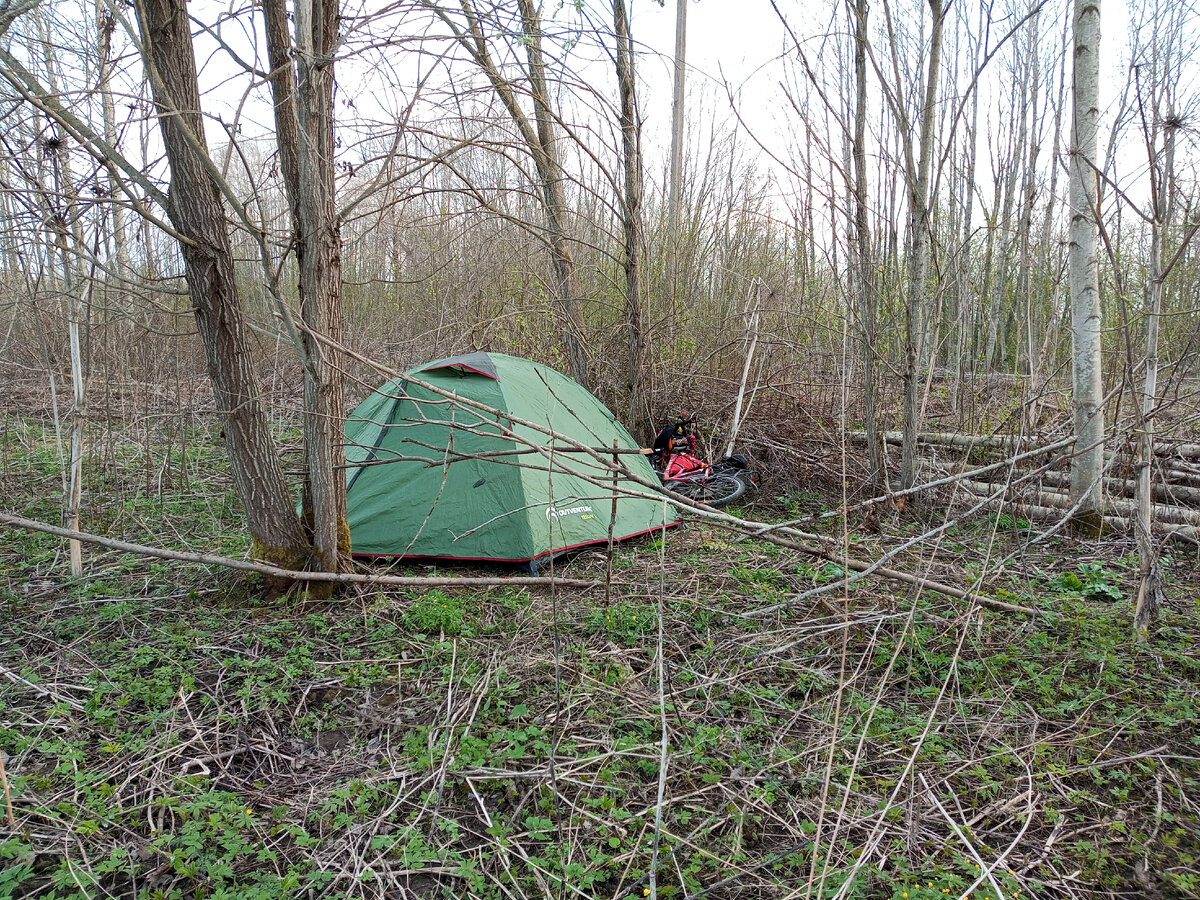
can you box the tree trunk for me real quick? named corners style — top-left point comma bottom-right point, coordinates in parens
top-left (96, 0), bottom-right (128, 278)
top-left (33, 13), bottom-right (88, 577)
top-left (264, 0), bottom-right (348, 581)
top-left (613, 0), bottom-right (648, 432)
top-left (1067, 0), bottom-right (1105, 533)
top-left (1028, 7), bottom-right (1071, 421)
top-left (46, 139), bottom-right (86, 577)
top-left (425, 0), bottom-right (590, 388)
top-left (515, 0), bottom-right (590, 389)
top-left (899, 0), bottom-right (946, 491)
top-left (852, 0), bottom-right (882, 488)
top-left (667, 0), bottom-right (687, 335)
top-left (137, 0), bottom-right (310, 569)
top-left (1133, 48), bottom-right (1183, 635)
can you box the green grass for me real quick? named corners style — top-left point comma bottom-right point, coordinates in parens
top-left (2, 412), bottom-right (1198, 899)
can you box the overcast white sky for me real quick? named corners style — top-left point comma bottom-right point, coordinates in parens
top-left (618, 0), bottom-right (1147, 207)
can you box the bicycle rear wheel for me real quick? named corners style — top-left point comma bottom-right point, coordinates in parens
top-left (671, 473), bottom-right (748, 508)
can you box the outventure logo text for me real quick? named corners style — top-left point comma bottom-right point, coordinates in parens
top-left (546, 504), bottom-right (594, 520)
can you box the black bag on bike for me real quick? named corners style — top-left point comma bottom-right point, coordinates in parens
top-left (718, 453), bottom-right (749, 470)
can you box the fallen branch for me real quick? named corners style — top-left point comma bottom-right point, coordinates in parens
top-left (0, 512), bottom-right (602, 589)
top-left (0, 661), bottom-right (88, 712)
top-left (739, 531), bottom-right (1041, 617)
top-left (0, 749), bottom-right (14, 827)
top-left (829, 553), bottom-right (1040, 616)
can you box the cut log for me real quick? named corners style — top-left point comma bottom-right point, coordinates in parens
top-left (959, 479), bottom-right (1200, 527)
top-left (956, 480), bottom-right (1200, 543)
top-left (1036, 470), bottom-right (1200, 507)
top-left (849, 431), bottom-right (1200, 461)
top-left (849, 430), bottom-right (1046, 451)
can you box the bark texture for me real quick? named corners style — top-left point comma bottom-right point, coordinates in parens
top-left (899, 0), bottom-right (945, 491)
top-left (264, 0), bottom-right (348, 578)
top-left (137, 0), bottom-right (309, 568)
top-left (852, 0), bottom-right (882, 487)
top-left (1067, 0), bottom-right (1105, 530)
top-left (614, 0), bottom-right (647, 432)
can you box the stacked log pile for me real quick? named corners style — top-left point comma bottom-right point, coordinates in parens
top-left (850, 431), bottom-right (1200, 545)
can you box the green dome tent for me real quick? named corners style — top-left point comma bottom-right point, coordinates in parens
top-left (344, 352), bottom-right (678, 571)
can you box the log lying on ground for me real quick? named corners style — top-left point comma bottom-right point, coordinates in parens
top-left (850, 430), bottom-right (1200, 462)
top-left (1037, 470), bottom-right (1200, 507)
top-left (1151, 441), bottom-right (1200, 460)
top-left (848, 431), bottom-right (1047, 451)
top-left (960, 479), bottom-right (1200, 527)
top-left (956, 480), bottom-right (1200, 546)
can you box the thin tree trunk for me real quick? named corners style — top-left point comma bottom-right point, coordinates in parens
top-left (667, 0), bottom-right (687, 334)
top-left (614, 0), bottom-right (647, 432)
top-left (899, 0), bottom-right (946, 491)
top-left (1134, 102), bottom-right (1176, 635)
top-left (984, 94), bottom-right (1021, 372)
top-left (515, 0), bottom-right (589, 388)
top-left (1067, 0), bottom-right (1105, 532)
top-left (33, 11), bottom-right (87, 576)
top-left (852, 0), bottom-right (882, 487)
top-left (425, 0), bottom-right (590, 388)
top-left (46, 142), bottom-right (86, 576)
top-left (96, 0), bottom-right (127, 278)
top-left (952, 0), bottom-right (985, 393)
top-left (1015, 8), bottom-right (1042, 377)
top-left (1028, 6), bottom-right (1071, 415)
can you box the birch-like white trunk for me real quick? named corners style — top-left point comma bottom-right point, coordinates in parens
top-left (1135, 206), bottom-right (1165, 634)
top-left (1067, 0), bottom-right (1105, 530)
top-left (36, 12), bottom-right (87, 577)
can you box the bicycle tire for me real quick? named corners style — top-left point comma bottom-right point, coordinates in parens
top-left (669, 472), bottom-right (748, 508)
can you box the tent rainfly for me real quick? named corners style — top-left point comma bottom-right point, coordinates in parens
top-left (344, 352), bottom-right (678, 571)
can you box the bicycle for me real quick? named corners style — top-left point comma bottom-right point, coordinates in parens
top-left (650, 413), bottom-right (756, 508)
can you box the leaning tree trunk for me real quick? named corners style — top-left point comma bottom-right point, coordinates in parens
top-left (516, 0), bottom-right (590, 389)
top-left (137, 0), bottom-right (310, 569)
top-left (1067, 0), bottom-right (1105, 533)
top-left (425, 0), bottom-right (591, 389)
top-left (264, 0), bottom-right (348, 583)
